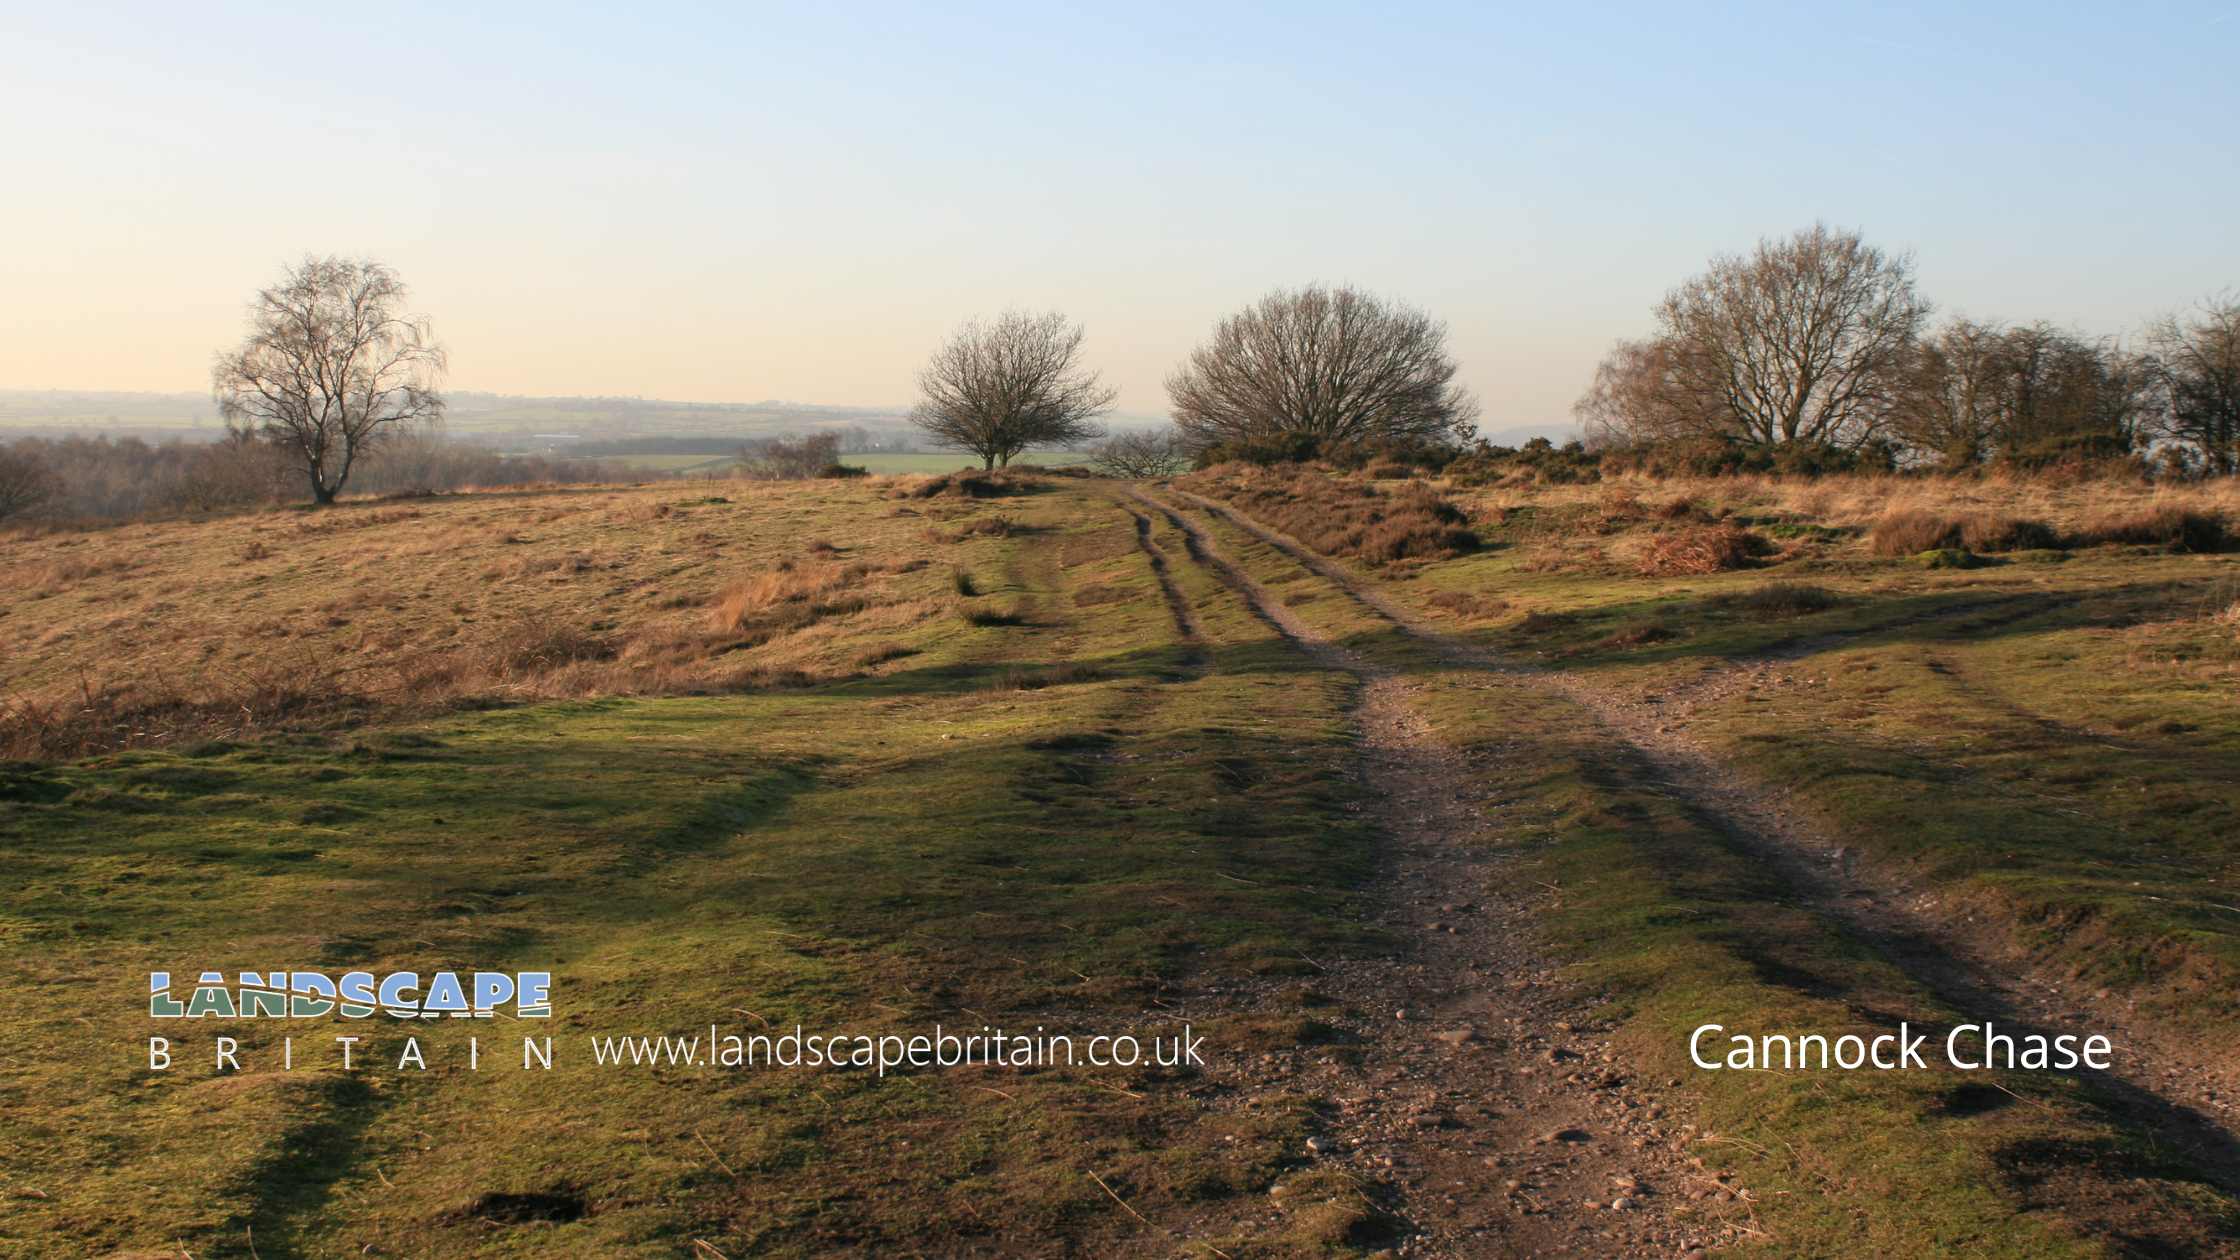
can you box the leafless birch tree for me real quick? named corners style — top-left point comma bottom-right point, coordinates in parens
top-left (213, 257), bottom-right (446, 505)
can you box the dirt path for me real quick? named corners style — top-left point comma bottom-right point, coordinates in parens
top-left (1129, 490), bottom-right (1739, 1257)
top-left (1161, 487), bottom-right (2240, 1199)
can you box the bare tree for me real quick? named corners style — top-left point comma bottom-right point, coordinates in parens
top-left (1647, 224), bottom-right (1927, 449)
top-left (1166, 285), bottom-right (1478, 454)
top-left (1897, 319), bottom-right (2155, 467)
top-left (1574, 337), bottom-right (1715, 448)
top-left (1893, 318), bottom-right (2011, 467)
top-left (910, 311), bottom-right (1116, 470)
top-left (213, 256), bottom-right (447, 505)
top-left (737, 432), bottom-right (842, 480)
top-left (1088, 426), bottom-right (1192, 478)
top-left (0, 444), bottom-right (56, 521)
top-left (2146, 293), bottom-right (2240, 474)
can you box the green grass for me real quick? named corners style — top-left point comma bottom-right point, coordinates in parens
top-left (9, 471), bottom-right (2240, 1256)
top-left (1408, 534), bottom-right (2240, 1035)
top-left (1176, 476), bottom-right (2240, 1254)
top-left (1, 487), bottom-right (1377, 1257)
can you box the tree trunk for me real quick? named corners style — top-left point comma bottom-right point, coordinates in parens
top-left (982, 454), bottom-right (994, 471)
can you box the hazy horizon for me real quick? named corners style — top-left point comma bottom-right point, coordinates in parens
top-left (6, 1), bottom-right (2235, 433)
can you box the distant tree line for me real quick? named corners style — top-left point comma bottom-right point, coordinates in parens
top-left (1577, 224), bottom-right (2239, 476)
top-left (0, 431), bottom-right (640, 523)
top-left (575, 427), bottom-right (898, 459)
top-left (901, 243), bottom-right (2231, 481)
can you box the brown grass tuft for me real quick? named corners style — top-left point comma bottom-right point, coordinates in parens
top-left (707, 564), bottom-right (873, 635)
top-left (1868, 510), bottom-right (1963, 557)
top-left (1638, 524), bottom-right (1762, 576)
top-left (1425, 590), bottom-right (1510, 620)
top-left (1871, 509), bottom-right (2059, 556)
top-left (2073, 506), bottom-right (2226, 553)
top-left (1180, 466), bottom-right (1478, 566)
top-left (484, 611), bottom-right (615, 674)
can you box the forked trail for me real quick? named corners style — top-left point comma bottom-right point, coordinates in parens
top-left (1125, 488), bottom-right (1738, 1256)
top-left (1155, 485), bottom-right (2240, 1198)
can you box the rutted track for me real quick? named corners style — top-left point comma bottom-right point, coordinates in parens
top-left (1116, 497), bottom-right (1204, 646)
top-left (1130, 488), bottom-right (1731, 1257)
top-left (1161, 485), bottom-right (2240, 1195)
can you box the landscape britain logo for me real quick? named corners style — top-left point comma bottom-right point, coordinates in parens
top-left (149, 969), bottom-right (553, 1019)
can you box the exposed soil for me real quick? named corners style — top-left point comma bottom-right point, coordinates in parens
top-left (1160, 485), bottom-right (2240, 1252)
top-left (1130, 490), bottom-right (1742, 1256)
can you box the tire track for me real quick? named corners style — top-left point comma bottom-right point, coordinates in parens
top-left (1113, 495), bottom-right (1204, 647)
top-left (1132, 487), bottom-right (1727, 1257)
top-left (1164, 485), bottom-right (2240, 1201)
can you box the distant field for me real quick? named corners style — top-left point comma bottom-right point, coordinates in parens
top-left (598, 452), bottom-right (738, 472)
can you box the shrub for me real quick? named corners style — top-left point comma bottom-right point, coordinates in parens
top-left (737, 433), bottom-right (842, 480)
top-left (2073, 507), bottom-right (2227, 553)
top-left (1597, 437), bottom-right (1887, 480)
top-left (909, 471), bottom-right (1035, 499)
top-left (1959, 515), bottom-right (2060, 553)
top-left (1196, 432), bottom-right (1323, 468)
top-left (1088, 428), bottom-right (1192, 478)
top-left (1445, 436), bottom-right (1599, 486)
top-left (1638, 524), bottom-right (1762, 576)
top-left (1869, 510), bottom-right (1963, 556)
top-left (818, 462), bottom-right (869, 479)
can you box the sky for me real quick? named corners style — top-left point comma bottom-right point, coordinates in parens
top-left (3, 1), bottom-right (2236, 434)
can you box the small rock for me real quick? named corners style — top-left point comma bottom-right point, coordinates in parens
top-left (1612, 1197), bottom-right (1635, 1211)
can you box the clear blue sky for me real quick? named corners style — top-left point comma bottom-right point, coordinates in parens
top-left (4, 1), bottom-right (2234, 434)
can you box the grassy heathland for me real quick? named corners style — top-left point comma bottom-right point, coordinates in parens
top-left (5, 467), bottom-right (2239, 1256)
top-left (1174, 473), bottom-right (2240, 1256)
